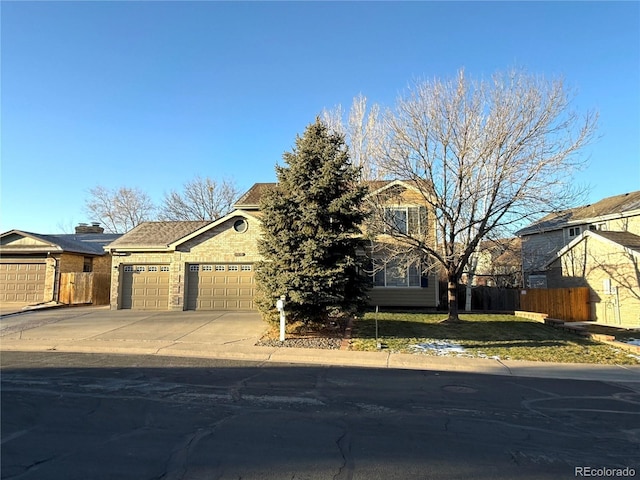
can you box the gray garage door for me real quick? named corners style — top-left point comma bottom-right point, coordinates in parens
top-left (0, 262), bottom-right (47, 304)
top-left (120, 265), bottom-right (170, 310)
top-left (186, 264), bottom-right (255, 310)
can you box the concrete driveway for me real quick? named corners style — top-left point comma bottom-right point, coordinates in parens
top-left (0, 302), bottom-right (34, 316)
top-left (0, 306), bottom-right (267, 356)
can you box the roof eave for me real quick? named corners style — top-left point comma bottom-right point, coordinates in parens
top-left (105, 245), bottom-right (174, 253)
top-left (519, 208), bottom-right (640, 236)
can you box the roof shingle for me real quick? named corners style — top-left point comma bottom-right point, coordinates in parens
top-left (593, 230), bottom-right (640, 254)
top-left (106, 221), bottom-right (212, 248)
top-left (519, 190), bottom-right (640, 235)
top-left (0, 231), bottom-right (121, 256)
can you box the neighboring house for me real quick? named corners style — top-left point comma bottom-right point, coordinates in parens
top-left (548, 230), bottom-right (640, 328)
top-left (469, 238), bottom-right (522, 288)
top-left (104, 180), bottom-right (440, 310)
top-left (0, 223), bottom-right (120, 305)
top-left (517, 191), bottom-right (640, 288)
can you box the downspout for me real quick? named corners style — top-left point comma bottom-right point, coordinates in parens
top-left (615, 285), bottom-right (622, 325)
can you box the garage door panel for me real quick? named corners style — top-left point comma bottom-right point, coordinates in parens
top-left (187, 264), bottom-right (255, 310)
top-left (0, 262), bottom-right (46, 304)
top-left (120, 265), bottom-right (170, 310)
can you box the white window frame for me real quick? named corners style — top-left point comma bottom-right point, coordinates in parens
top-left (148, 266), bottom-right (158, 272)
top-left (160, 266), bottom-right (170, 272)
top-left (124, 265), bottom-right (134, 272)
top-left (566, 226), bottom-right (582, 240)
top-left (228, 265), bottom-right (239, 272)
top-left (383, 206), bottom-right (428, 236)
top-left (373, 260), bottom-right (422, 288)
top-left (241, 265), bottom-right (252, 271)
top-left (215, 265), bottom-right (226, 271)
top-left (135, 266), bottom-right (146, 272)
top-left (202, 265), bottom-right (213, 272)
top-left (384, 207), bottom-right (408, 234)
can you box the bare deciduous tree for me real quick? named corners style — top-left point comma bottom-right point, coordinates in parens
top-left (85, 186), bottom-right (156, 233)
top-left (371, 69), bottom-right (597, 322)
top-left (321, 94), bottom-right (385, 180)
top-left (159, 176), bottom-right (239, 221)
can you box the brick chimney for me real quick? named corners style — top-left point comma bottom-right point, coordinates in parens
top-left (75, 223), bottom-right (105, 234)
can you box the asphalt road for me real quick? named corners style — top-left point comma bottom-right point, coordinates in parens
top-left (1, 351), bottom-right (639, 480)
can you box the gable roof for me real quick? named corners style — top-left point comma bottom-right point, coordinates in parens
top-left (233, 180), bottom-right (428, 210)
top-left (518, 190), bottom-right (640, 236)
top-left (105, 221), bottom-right (212, 250)
top-left (549, 230), bottom-right (640, 267)
top-left (594, 231), bottom-right (640, 254)
top-left (0, 230), bottom-right (121, 256)
top-left (105, 211), bottom-right (259, 251)
top-left (233, 183), bottom-right (276, 209)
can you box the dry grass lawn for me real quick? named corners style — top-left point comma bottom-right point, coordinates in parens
top-left (349, 312), bottom-right (640, 365)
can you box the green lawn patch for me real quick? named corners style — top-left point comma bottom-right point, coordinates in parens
top-left (350, 312), bottom-right (640, 365)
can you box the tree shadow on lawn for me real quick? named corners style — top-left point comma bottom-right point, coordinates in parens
top-left (352, 318), bottom-right (599, 346)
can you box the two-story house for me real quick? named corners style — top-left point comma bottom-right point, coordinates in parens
top-left (104, 180), bottom-right (439, 311)
top-left (517, 190), bottom-right (640, 327)
top-left (467, 237), bottom-right (522, 288)
top-left (518, 190), bottom-right (640, 287)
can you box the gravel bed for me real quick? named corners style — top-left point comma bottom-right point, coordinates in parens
top-left (256, 336), bottom-right (343, 350)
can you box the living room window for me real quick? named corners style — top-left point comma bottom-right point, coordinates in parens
top-left (373, 259), bottom-right (422, 287)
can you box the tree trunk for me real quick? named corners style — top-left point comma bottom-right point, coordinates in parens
top-left (442, 277), bottom-right (462, 323)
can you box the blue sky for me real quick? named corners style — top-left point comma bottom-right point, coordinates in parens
top-left (2, 1), bottom-right (639, 234)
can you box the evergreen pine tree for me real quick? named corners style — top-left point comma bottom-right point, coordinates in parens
top-left (255, 119), bottom-right (369, 325)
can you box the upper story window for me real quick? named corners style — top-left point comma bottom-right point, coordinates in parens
top-left (566, 226), bottom-right (582, 240)
top-left (383, 206), bottom-right (428, 236)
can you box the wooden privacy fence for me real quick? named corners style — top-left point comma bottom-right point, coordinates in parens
top-left (520, 287), bottom-right (591, 321)
top-left (59, 273), bottom-right (110, 305)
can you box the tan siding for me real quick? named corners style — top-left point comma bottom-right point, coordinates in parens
top-left (607, 214), bottom-right (640, 235)
top-left (0, 235), bottom-right (51, 247)
top-left (368, 279), bottom-right (437, 308)
top-left (556, 235), bottom-right (640, 327)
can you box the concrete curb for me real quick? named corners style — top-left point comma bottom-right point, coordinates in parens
top-left (2, 339), bottom-right (639, 382)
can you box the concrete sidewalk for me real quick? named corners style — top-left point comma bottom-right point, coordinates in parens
top-left (1, 306), bottom-right (639, 383)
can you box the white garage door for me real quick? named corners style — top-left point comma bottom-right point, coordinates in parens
top-left (0, 262), bottom-right (47, 304)
top-left (120, 265), bottom-right (170, 310)
top-left (186, 264), bottom-right (255, 310)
